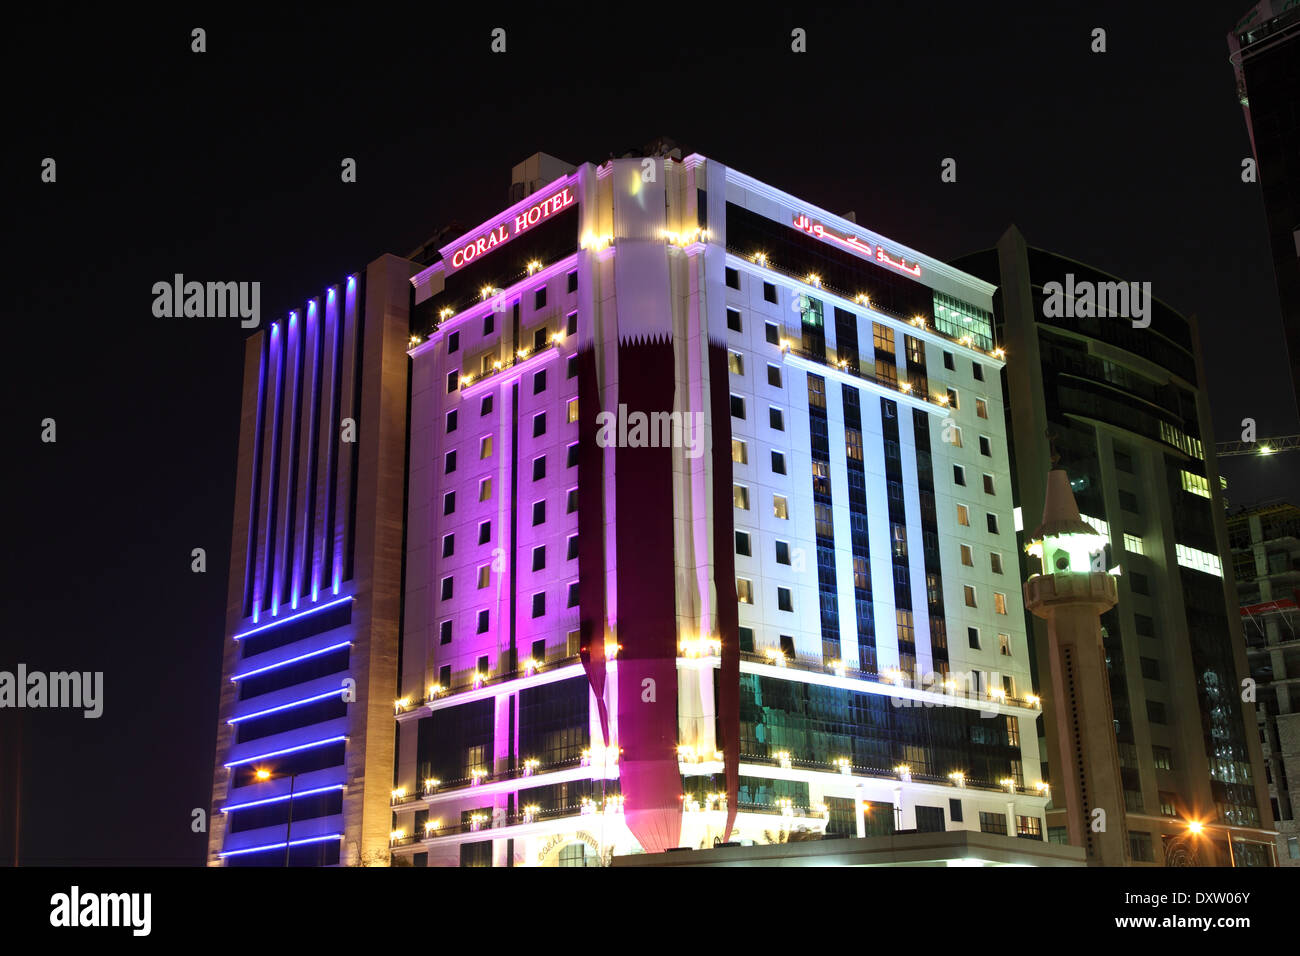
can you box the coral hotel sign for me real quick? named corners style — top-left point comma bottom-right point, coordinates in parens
top-left (447, 185), bottom-right (576, 271)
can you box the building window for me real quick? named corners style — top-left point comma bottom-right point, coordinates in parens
top-left (990, 552), bottom-right (1003, 574)
top-left (565, 398), bottom-right (579, 424)
top-left (1016, 816), bottom-right (1043, 840)
top-left (566, 534), bottom-right (578, 561)
top-left (533, 370), bottom-right (547, 394)
top-left (1128, 831), bottom-right (1154, 863)
top-left (737, 578), bottom-right (753, 604)
top-left (532, 592), bottom-right (546, 618)
top-left (943, 352), bottom-right (954, 371)
top-left (967, 627), bottom-right (980, 650)
top-left (1152, 746), bottom-right (1173, 770)
top-left (439, 620), bottom-right (452, 645)
top-left (442, 534), bottom-right (455, 558)
top-left (972, 362), bottom-right (984, 381)
top-left (956, 504), bottom-right (970, 526)
top-left (978, 435), bottom-right (992, 457)
top-left (999, 633), bottom-right (1012, 656)
top-left (771, 451), bottom-right (787, 475)
top-left (775, 541), bottom-right (791, 565)
top-left (777, 587), bottom-right (793, 612)
top-left (1123, 533), bottom-right (1144, 554)
top-left (445, 450), bottom-right (458, 475)
top-left (735, 531), bottom-right (751, 557)
top-left (478, 521), bottom-right (491, 545)
top-left (728, 351), bottom-right (744, 375)
top-left (725, 267), bottom-right (739, 289)
top-left (1131, 572), bottom-right (1150, 595)
top-left (443, 491), bottom-right (456, 516)
top-left (1146, 700), bottom-right (1167, 724)
top-left (983, 474), bottom-right (995, 495)
top-left (964, 586), bottom-right (977, 608)
top-left (773, 495), bottom-right (788, 519)
top-left (481, 394), bottom-right (493, 416)
top-left (535, 287), bottom-right (547, 309)
top-left (732, 439), bottom-right (747, 464)
top-left (478, 477), bottom-right (491, 501)
top-left (446, 409), bottom-right (458, 433)
top-left (1119, 490), bottom-right (1139, 513)
top-left (532, 501), bottom-right (546, 526)
top-left (567, 271), bottom-right (578, 293)
top-left (1158, 792), bottom-right (1178, 817)
top-left (567, 582), bottom-right (579, 608)
top-left (447, 370), bottom-right (459, 393)
top-left (979, 812), bottom-right (1007, 836)
top-left (480, 435), bottom-right (493, 459)
top-left (533, 412), bottom-right (547, 437)
top-left (993, 592), bottom-right (1007, 615)
top-left (734, 484), bottom-right (750, 510)
top-left (566, 443), bottom-right (579, 468)
top-left (953, 464), bottom-right (966, 486)
top-left (986, 513), bottom-right (999, 534)
top-left (476, 610), bottom-right (489, 633)
top-left (975, 398), bottom-right (988, 419)
top-left (946, 387), bottom-right (959, 409)
top-left (765, 321), bottom-right (780, 345)
top-left (532, 456), bottom-right (546, 481)
top-left (764, 281), bottom-right (778, 304)
top-left (532, 546), bottom-right (546, 572)
top-left (768, 364), bottom-right (783, 387)
top-left (477, 565), bottom-right (490, 589)
top-left (730, 394), bottom-right (745, 419)
top-left (960, 544), bottom-right (974, 566)
top-left (1140, 656), bottom-right (1161, 680)
top-left (441, 576), bottom-right (454, 601)
top-left (567, 354), bottom-right (577, 379)
top-left (950, 426), bottom-right (963, 448)
top-left (727, 308), bottom-right (742, 332)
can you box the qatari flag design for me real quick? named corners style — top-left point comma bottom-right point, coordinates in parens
top-left (613, 336), bottom-right (682, 854)
top-left (708, 340), bottom-right (742, 842)
top-left (576, 345), bottom-right (610, 745)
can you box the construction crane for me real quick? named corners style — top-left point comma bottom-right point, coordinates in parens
top-left (1215, 434), bottom-right (1300, 457)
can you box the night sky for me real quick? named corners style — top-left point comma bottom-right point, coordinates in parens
top-left (4, 3), bottom-right (1296, 865)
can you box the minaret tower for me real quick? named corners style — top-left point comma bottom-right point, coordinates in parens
top-left (1022, 464), bottom-right (1127, 865)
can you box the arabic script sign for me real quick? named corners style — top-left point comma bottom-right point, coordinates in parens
top-left (792, 213), bottom-right (922, 278)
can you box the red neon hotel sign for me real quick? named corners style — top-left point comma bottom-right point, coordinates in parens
top-left (449, 186), bottom-right (576, 270)
top-left (792, 213), bottom-right (922, 278)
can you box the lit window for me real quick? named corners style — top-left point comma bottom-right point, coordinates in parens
top-left (477, 565), bottom-right (490, 589)
top-left (1180, 471), bottom-right (1211, 498)
top-left (734, 484), bottom-right (750, 510)
top-left (773, 495), bottom-right (788, 519)
top-left (737, 578), bottom-right (753, 604)
top-left (960, 544), bottom-right (974, 566)
top-left (1123, 533), bottom-right (1144, 554)
top-left (732, 439), bottom-right (747, 464)
top-left (998, 633), bottom-right (1011, 656)
top-left (964, 586), bottom-right (977, 608)
top-left (567, 398), bottom-right (579, 424)
top-left (1175, 543), bottom-right (1222, 577)
top-left (975, 398), bottom-right (988, 419)
top-left (994, 592), bottom-right (1008, 615)
top-left (990, 552), bottom-right (1004, 574)
top-left (479, 477), bottom-right (492, 502)
top-left (480, 435), bottom-right (493, 459)
top-left (957, 504), bottom-right (970, 526)
top-left (728, 351), bottom-right (744, 375)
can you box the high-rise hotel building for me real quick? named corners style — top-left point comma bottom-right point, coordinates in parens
top-left (209, 146), bottom-right (1050, 866)
top-left (388, 149), bottom-right (1047, 866)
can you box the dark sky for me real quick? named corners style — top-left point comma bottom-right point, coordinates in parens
top-left (3, 3), bottom-right (1296, 865)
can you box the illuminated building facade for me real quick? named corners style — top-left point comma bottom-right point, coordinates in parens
top-left (207, 255), bottom-right (415, 866)
top-left (389, 148), bottom-right (1050, 866)
top-left (954, 229), bottom-right (1277, 865)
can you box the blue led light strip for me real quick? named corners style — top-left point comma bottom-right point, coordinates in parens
top-left (224, 735), bottom-right (347, 768)
top-left (222, 784), bottom-right (346, 813)
top-left (229, 641), bottom-right (353, 682)
top-left (232, 595), bottom-right (354, 642)
top-left (227, 688), bottom-right (348, 724)
top-left (218, 833), bottom-right (344, 857)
